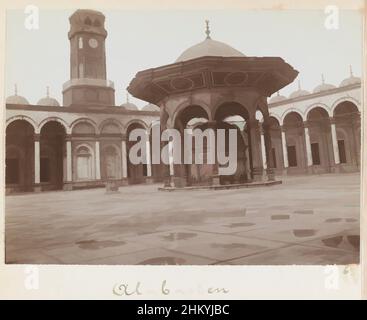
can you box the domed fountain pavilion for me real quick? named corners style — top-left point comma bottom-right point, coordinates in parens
top-left (128, 22), bottom-right (298, 189)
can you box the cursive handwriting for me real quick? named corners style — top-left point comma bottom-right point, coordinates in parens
top-left (112, 280), bottom-right (229, 296)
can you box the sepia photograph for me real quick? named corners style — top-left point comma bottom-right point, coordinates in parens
top-left (2, 3), bottom-right (363, 272)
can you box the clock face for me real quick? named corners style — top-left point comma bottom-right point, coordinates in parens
top-left (88, 38), bottom-right (98, 48)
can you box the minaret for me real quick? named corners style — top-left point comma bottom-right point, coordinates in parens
top-left (62, 9), bottom-right (115, 107)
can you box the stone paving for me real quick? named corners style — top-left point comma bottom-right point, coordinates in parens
top-left (5, 173), bottom-right (360, 265)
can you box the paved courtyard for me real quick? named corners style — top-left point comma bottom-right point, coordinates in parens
top-left (5, 173), bottom-right (360, 265)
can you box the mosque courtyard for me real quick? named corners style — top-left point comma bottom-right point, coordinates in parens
top-left (5, 173), bottom-right (360, 265)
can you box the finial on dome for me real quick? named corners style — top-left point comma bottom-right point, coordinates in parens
top-left (349, 65), bottom-right (354, 77)
top-left (321, 74), bottom-right (325, 84)
top-left (205, 20), bottom-right (211, 39)
top-left (46, 86), bottom-right (50, 97)
top-left (14, 83), bottom-right (18, 96)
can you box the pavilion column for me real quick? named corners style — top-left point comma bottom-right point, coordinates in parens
top-left (280, 126), bottom-right (289, 170)
top-left (262, 121), bottom-right (275, 181)
top-left (145, 133), bottom-right (153, 184)
top-left (95, 138), bottom-right (101, 180)
top-left (329, 117), bottom-right (340, 166)
top-left (303, 121), bottom-right (313, 168)
top-left (121, 136), bottom-right (128, 184)
top-left (248, 119), bottom-right (264, 181)
top-left (34, 134), bottom-right (41, 191)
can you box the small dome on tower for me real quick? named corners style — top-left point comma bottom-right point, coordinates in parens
top-left (289, 80), bottom-right (310, 99)
top-left (6, 84), bottom-right (29, 105)
top-left (120, 92), bottom-right (138, 110)
top-left (269, 91), bottom-right (287, 103)
top-left (340, 65), bottom-right (361, 87)
top-left (37, 87), bottom-right (60, 106)
top-left (142, 103), bottom-right (160, 111)
top-left (175, 20), bottom-right (245, 62)
top-left (313, 74), bottom-right (336, 93)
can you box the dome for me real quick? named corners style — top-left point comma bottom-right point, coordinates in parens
top-left (6, 84), bottom-right (29, 104)
top-left (142, 103), bottom-right (160, 111)
top-left (6, 94), bottom-right (29, 105)
top-left (340, 67), bottom-right (361, 87)
top-left (289, 80), bottom-right (310, 99)
top-left (121, 93), bottom-right (138, 110)
top-left (121, 102), bottom-right (138, 110)
top-left (37, 97), bottom-right (60, 106)
top-left (37, 87), bottom-right (60, 106)
top-left (269, 91), bottom-right (287, 103)
top-left (176, 38), bottom-right (245, 62)
top-left (313, 83), bottom-right (336, 93)
top-left (175, 21), bottom-right (244, 62)
top-left (289, 89), bottom-right (310, 99)
top-left (340, 76), bottom-right (361, 87)
top-left (313, 75), bottom-right (336, 93)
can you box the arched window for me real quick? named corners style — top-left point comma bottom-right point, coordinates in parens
top-left (76, 146), bottom-right (93, 180)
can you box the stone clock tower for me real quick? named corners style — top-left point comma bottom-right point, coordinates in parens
top-left (62, 9), bottom-right (115, 107)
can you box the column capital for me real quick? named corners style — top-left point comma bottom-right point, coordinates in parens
top-left (302, 121), bottom-right (311, 129)
top-left (121, 133), bottom-right (127, 141)
top-left (34, 133), bottom-right (41, 141)
top-left (329, 117), bottom-right (337, 125)
top-left (65, 134), bottom-right (72, 141)
top-left (280, 125), bottom-right (287, 133)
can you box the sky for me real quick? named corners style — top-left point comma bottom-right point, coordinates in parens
top-left (5, 8), bottom-right (363, 108)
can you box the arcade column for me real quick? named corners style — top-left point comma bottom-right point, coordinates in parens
top-left (329, 117), bottom-right (340, 172)
top-left (33, 134), bottom-right (42, 192)
top-left (63, 134), bottom-right (73, 191)
top-left (121, 134), bottom-right (128, 185)
top-left (280, 125), bottom-right (289, 174)
top-left (303, 121), bottom-right (313, 172)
